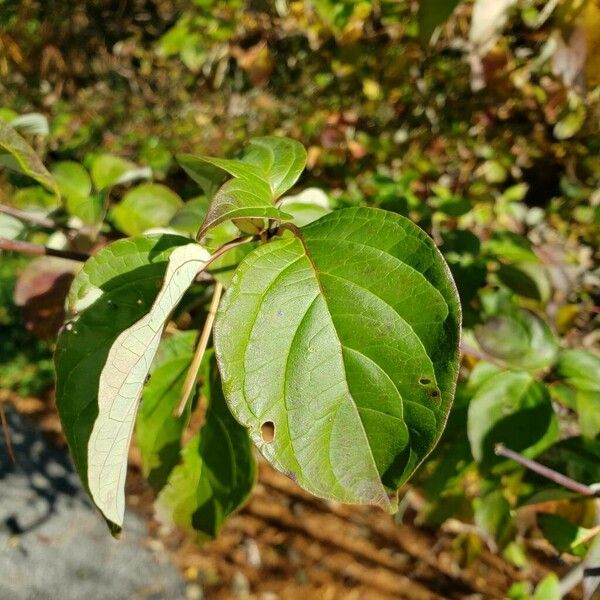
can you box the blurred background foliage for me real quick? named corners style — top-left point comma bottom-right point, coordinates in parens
top-left (1, 0), bottom-right (600, 594)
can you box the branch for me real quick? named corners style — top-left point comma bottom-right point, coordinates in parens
top-left (0, 238), bottom-right (89, 262)
top-left (0, 204), bottom-right (56, 229)
top-left (174, 282), bottom-right (223, 417)
top-left (495, 444), bottom-right (599, 497)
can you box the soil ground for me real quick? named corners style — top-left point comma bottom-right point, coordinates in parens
top-left (1, 391), bottom-right (583, 600)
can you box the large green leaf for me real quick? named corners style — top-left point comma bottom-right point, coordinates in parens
top-left (135, 331), bottom-right (196, 491)
top-left (178, 137), bottom-right (305, 238)
top-left (55, 234), bottom-right (210, 529)
top-left (214, 207), bottom-right (461, 510)
top-left (156, 356), bottom-right (256, 541)
top-left (111, 183), bottom-right (183, 236)
top-left (467, 371), bottom-right (559, 467)
top-left (0, 120), bottom-right (59, 197)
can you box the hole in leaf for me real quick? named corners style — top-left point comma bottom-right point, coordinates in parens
top-left (419, 377), bottom-right (431, 385)
top-left (430, 390), bottom-right (440, 398)
top-left (261, 421), bottom-right (275, 442)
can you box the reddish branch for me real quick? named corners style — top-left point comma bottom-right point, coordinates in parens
top-left (0, 237), bottom-right (89, 262)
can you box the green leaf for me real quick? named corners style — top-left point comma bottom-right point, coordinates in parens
top-left (0, 213), bottom-right (24, 239)
top-left (474, 490), bottom-right (512, 544)
top-left (177, 155), bottom-right (227, 199)
top-left (55, 234), bottom-right (210, 529)
top-left (90, 154), bottom-right (151, 191)
top-left (484, 231), bottom-right (539, 263)
top-left (496, 263), bottom-right (551, 303)
top-left (238, 136), bottom-right (308, 199)
top-left (65, 193), bottom-right (105, 228)
top-left (475, 309), bottom-right (558, 373)
top-left (533, 574), bottom-right (560, 600)
top-left (555, 350), bottom-right (600, 438)
top-left (169, 197), bottom-right (209, 235)
top-left (111, 183), bottom-right (183, 236)
top-left (156, 356), bottom-right (256, 542)
top-left (556, 349), bottom-right (600, 392)
top-left (11, 186), bottom-right (60, 213)
top-left (179, 137), bottom-right (306, 238)
top-left (135, 331), bottom-right (196, 491)
top-left (278, 187), bottom-right (333, 226)
top-left (51, 161), bottom-right (92, 200)
top-left (418, 0), bottom-right (461, 41)
top-left (214, 207), bottom-right (461, 510)
top-left (538, 513), bottom-right (592, 556)
top-left (467, 371), bottom-right (559, 467)
top-left (0, 120), bottom-right (59, 197)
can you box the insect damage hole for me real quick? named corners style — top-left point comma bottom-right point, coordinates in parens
top-left (419, 377), bottom-right (431, 385)
top-left (261, 421), bottom-right (275, 443)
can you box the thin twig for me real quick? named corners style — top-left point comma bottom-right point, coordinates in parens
top-left (0, 204), bottom-right (56, 228)
top-left (174, 282), bottom-right (223, 417)
top-left (495, 444), bottom-right (599, 497)
top-left (0, 237), bottom-right (89, 262)
top-left (0, 402), bottom-right (16, 464)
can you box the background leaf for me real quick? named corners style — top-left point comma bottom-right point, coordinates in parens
top-left (111, 183), bottom-right (183, 236)
top-left (418, 0), bottom-right (460, 41)
top-left (467, 371), bottom-right (559, 467)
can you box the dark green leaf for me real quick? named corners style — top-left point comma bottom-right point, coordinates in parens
top-left (538, 513), bottom-right (591, 555)
top-left (467, 371), bottom-right (559, 467)
top-left (418, 0), bottom-right (461, 41)
top-left (136, 331), bottom-right (196, 491)
top-left (156, 357), bottom-right (256, 541)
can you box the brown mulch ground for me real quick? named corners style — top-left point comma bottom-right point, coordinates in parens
top-left (3, 390), bottom-right (583, 600)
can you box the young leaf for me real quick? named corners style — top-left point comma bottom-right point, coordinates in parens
top-left (135, 331), bottom-right (196, 491)
top-left (467, 371), bottom-right (559, 467)
top-left (214, 207), bottom-right (461, 510)
top-left (178, 137), bottom-right (306, 238)
top-left (238, 136), bottom-right (308, 198)
top-left (157, 356), bottom-right (256, 541)
top-left (55, 234), bottom-right (210, 529)
top-left (0, 120), bottom-right (59, 197)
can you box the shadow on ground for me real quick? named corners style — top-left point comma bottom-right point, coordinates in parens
top-left (0, 406), bottom-right (186, 600)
